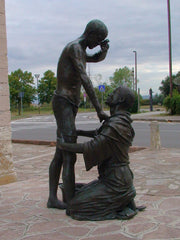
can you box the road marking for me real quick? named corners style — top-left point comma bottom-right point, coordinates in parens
top-left (14, 152), bottom-right (54, 163)
top-left (11, 120), bottom-right (99, 125)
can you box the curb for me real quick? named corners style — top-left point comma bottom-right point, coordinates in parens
top-left (88, 115), bottom-right (180, 123)
top-left (132, 118), bottom-right (180, 123)
top-left (12, 139), bottom-right (56, 146)
top-left (12, 139), bottom-right (146, 152)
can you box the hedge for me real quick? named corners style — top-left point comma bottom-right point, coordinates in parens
top-left (163, 90), bottom-right (180, 115)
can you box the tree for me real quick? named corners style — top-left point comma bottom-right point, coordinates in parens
top-left (159, 71), bottom-right (180, 97)
top-left (163, 89), bottom-right (180, 115)
top-left (109, 66), bottom-right (134, 89)
top-left (38, 70), bottom-right (57, 104)
top-left (153, 93), bottom-right (164, 105)
top-left (8, 69), bottom-right (36, 113)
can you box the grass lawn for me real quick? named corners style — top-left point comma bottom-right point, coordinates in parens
top-left (11, 105), bottom-right (167, 121)
top-left (140, 105), bottom-right (165, 111)
top-left (11, 107), bottom-right (108, 120)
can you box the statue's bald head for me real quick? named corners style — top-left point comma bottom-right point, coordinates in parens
top-left (106, 86), bottom-right (135, 110)
top-left (83, 19), bottom-right (108, 40)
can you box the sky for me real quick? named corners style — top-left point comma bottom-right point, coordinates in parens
top-left (5, 0), bottom-right (180, 95)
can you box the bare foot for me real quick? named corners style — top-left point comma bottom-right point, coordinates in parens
top-left (136, 205), bottom-right (146, 211)
top-left (47, 198), bottom-right (67, 209)
top-left (117, 207), bottom-right (137, 220)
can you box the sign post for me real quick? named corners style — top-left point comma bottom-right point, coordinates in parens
top-left (83, 93), bottom-right (86, 109)
top-left (99, 85), bottom-right (105, 109)
top-left (19, 91), bottom-right (24, 115)
top-left (149, 88), bottom-right (153, 112)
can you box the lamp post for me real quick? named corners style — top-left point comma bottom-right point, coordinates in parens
top-left (19, 78), bottom-right (24, 116)
top-left (167, 0), bottom-right (173, 97)
top-left (133, 50), bottom-right (137, 92)
top-left (34, 74), bottom-right (40, 113)
top-left (131, 67), bottom-right (134, 91)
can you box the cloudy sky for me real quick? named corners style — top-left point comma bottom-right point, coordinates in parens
top-left (5, 0), bottom-right (180, 95)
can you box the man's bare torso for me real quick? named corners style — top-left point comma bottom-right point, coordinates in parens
top-left (56, 40), bottom-right (86, 106)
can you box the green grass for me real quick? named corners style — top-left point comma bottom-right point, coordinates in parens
top-left (140, 105), bottom-right (165, 110)
top-left (11, 105), bottom-right (168, 121)
top-left (11, 106), bottom-right (106, 120)
top-left (11, 105), bottom-right (53, 120)
top-left (11, 110), bottom-right (53, 120)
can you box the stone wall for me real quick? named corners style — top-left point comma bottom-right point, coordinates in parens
top-left (0, 0), bottom-right (17, 185)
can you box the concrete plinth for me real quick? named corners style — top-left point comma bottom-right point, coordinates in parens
top-left (150, 121), bottom-right (161, 150)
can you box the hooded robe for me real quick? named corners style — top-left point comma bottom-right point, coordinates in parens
top-left (68, 111), bottom-right (136, 221)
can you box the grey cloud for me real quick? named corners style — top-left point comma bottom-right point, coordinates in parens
top-left (5, 0), bottom-right (180, 94)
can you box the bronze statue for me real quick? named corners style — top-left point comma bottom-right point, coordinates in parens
top-left (58, 86), bottom-right (145, 220)
top-left (47, 19), bottom-right (109, 209)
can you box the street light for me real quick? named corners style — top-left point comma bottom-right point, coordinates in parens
top-left (131, 67), bottom-right (134, 91)
top-left (34, 74), bottom-right (40, 113)
top-left (133, 50), bottom-right (137, 92)
top-left (167, 0), bottom-right (173, 97)
top-left (133, 51), bottom-right (140, 112)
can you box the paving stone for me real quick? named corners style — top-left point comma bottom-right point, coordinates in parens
top-left (0, 230), bottom-right (22, 240)
top-left (22, 231), bottom-right (73, 240)
top-left (2, 212), bottom-right (31, 222)
top-left (153, 215), bottom-right (179, 225)
top-left (159, 197), bottom-right (180, 210)
top-left (81, 233), bottom-right (136, 240)
top-left (143, 224), bottom-right (180, 239)
top-left (90, 223), bottom-right (123, 236)
top-left (125, 222), bottom-right (157, 235)
top-left (166, 208), bottom-right (180, 217)
top-left (27, 221), bottom-right (68, 235)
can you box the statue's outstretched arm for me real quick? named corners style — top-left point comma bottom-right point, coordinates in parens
top-left (70, 44), bottom-right (108, 122)
top-left (58, 142), bottom-right (84, 153)
top-left (76, 129), bottom-right (96, 138)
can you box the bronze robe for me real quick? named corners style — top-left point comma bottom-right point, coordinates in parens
top-left (68, 111), bottom-right (136, 220)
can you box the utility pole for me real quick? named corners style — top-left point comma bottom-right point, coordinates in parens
top-left (167, 0), bottom-right (173, 97)
top-left (132, 67), bottom-right (134, 91)
top-left (133, 50), bottom-right (137, 92)
top-left (35, 74), bottom-right (40, 113)
top-left (149, 88), bottom-right (153, 112)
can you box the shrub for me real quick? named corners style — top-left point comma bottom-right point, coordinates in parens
top-left (174, 94), bottom-right (180, 114)
top-left (129, 92), bottom-right (138, 113)
top-left (163, 90), bottom-right (180, 115)
top-left (163, 95), bottom-right (171, 112)
top-left (140, 99), bottom-right (150, 106)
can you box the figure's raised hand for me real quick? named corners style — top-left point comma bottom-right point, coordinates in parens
top-left (97, 110), bottom-right (109, 122)
top-left (100, 39), bottom-right (109, 51)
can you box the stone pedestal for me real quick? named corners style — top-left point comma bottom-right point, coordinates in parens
top-left (150, 121), bottom-right (161, 150)
top-left (0, 0), bottom-right (17, 185)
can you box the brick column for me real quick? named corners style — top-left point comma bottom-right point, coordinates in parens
top-left (0, 0), bottom-right (17, 185)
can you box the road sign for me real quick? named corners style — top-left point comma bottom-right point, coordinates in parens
top-left (19, 92), bottom-right (24, 98)
top-left (99, 85), bottom-right (105, 92)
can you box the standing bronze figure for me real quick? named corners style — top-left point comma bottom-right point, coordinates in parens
top-left (58, 86), bottom-right (145, 220)
top-left (47, 20), bottom-right (109, 209)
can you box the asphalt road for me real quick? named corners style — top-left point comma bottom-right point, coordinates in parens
top-left (11, 113), bottom-right (180, 148)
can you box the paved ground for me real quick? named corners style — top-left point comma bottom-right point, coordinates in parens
top-left (85, 110), bottom-right (180, 123)
top-left (0, 143), bottom-right (180, 240)
top-left (131, 111), bottom-right (180, 123)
